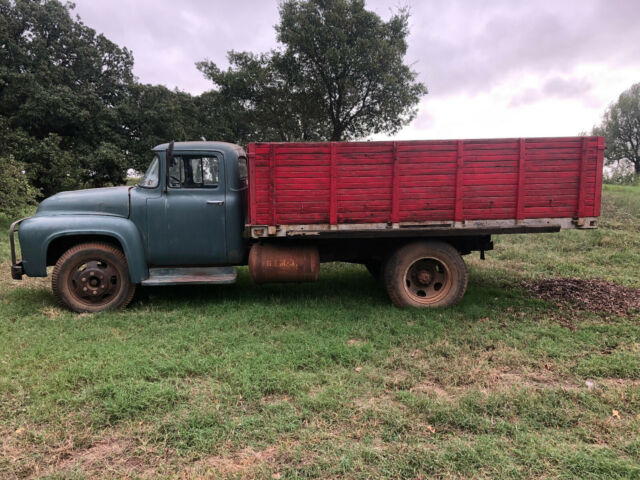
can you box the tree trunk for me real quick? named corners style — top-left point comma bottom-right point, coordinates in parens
top-left (331, 125), bottom-right (343, 141)
top-left (635, 160), bottom-right (640, 176)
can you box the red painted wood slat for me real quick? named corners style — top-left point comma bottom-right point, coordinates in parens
top-left (392, 142), bottom-right (400, 223)
top-left (270, 144), bottom-right (277, 225)
top-left (454, 141), bottom-right (464, 222)
top-left (577, 137), bottom-right (588, 218)
top-left (594, 136), bottom-right (605, 217)
top-left (330, 142), bottom-right (338, 225)
top-left (516, 138), bottom-right (526, 220)
top-left (248, 143), bottom-right (257, 224)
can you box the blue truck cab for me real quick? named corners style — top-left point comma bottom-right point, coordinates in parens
top-left (10, 141), bottom-right (248, 311)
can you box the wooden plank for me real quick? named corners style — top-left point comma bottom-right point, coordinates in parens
top-left (270, 144), bottom-right (277, 225)
top-left (248, 143), bottom-right (257, 224)
top-left (516, 138), bottom-right (526, 220)
top-left (454, 141), bottom-right (464, 222)
top-left (577, 137), bottom-right (588, 218)
top-left (330, 142), bottom-right (338, 225)
top-left (594, 136), bottom-right (605, 217)
top-left (392, 142), bottom-right (400, 223)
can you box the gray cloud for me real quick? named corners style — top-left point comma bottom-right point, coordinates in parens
top-left (396, 0), bottom-right (640, 96)
top-left (72, 0), bottom-right (640, 98)
top-left (70, 0), bottom-right (639, 139)
top-left (73, 0), bottom-right (281, 93)
top-left (509, 76), bottom-right (593, 107)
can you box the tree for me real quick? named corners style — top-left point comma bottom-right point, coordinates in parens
top-left (0, 0), bottom-right (135, 197)
top-left (198, 51), bottom-right (332, 142)
top-left (117, 83), bottom-right (248, 172)
top-left (0, 154), bottom-right (39, 217)
top-left (198, 0), bottom-right (426, 142)
top-left (118, 83), bottom-right (202, 172)
top-left (594, 83), bottom-right (640, 177)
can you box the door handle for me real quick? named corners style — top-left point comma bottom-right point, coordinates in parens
top-left (207, 200), bottom-right (225, 206)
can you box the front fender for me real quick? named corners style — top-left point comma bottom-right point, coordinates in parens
top-left (18, 215), bottom-right (149, 283)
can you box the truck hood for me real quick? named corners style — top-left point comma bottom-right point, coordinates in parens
top-left (36, 186), bottom-right (131, 217)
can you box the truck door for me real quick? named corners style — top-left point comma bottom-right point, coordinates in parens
top-left (147, 152), bottom-right (227, 265)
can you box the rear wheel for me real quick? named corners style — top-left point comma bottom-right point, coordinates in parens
top-left (52, 242), bottom-right (136, 313)
top-left (383, 241), bottom-right (467, 308)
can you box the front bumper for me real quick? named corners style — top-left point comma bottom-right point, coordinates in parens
top-left (9, 217), bottom-right (29, 280)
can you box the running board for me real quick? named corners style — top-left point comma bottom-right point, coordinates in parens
top-left (141, 267), bottom-right (237, 286)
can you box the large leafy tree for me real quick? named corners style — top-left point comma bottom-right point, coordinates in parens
top-left (198, 51), bottom-right (332, 142)
top-left (0, 0), bottom-right (134, 197)
top-left (118, 83), bottom-right (202, 172)
top-left (594, 83), bottom-right (640, 177)
top-left (118, 83), bottom-right (249, 172)
top-left (198, 0), bottom-right (426, 142)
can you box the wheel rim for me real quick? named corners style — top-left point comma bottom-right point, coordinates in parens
top-left (67, 259), bottom-right (121, 307)
top-left (402, 257), bottom-right (453, 305)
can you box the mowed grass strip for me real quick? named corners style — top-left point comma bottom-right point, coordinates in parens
top-left (0, 185), bottom-right (639, 479)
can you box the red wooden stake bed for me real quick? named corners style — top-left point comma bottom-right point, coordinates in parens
top-left (246, 136), bottom-right (605, 238)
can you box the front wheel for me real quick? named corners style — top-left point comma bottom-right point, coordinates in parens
top-left (383, 241), bottom-right (467, 308)
top-left (52, 242), bottom-right (136, 313)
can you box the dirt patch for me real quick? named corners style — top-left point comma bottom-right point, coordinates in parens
top-left (524, 278), bottom-right (640, 316)
top-left (29, 436), bottom-right (147, 479)
top-left (353, 392), bottom-right (405, 411)
top-left (410, 380), bottom-right (451, 399)
top-left (412, 368), bottom-right (579, 399)
top-left (588, 378), bottom-right (640, 389)
top-left (260, 394), bottom-right (291, 405)
top-left (187, 443), bottom-right (298, 478)
top-left (202, 445), bottom-right (279, 474)
top-left (56, 437), bottom-right (125, 469)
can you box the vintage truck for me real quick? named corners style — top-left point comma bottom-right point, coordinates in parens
top-left (10, 137), bottom-right (605, 312)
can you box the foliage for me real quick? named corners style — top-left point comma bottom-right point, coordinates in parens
top-left (0, 153), bottom-right (39, 217)
top-left (198, 0), bottom-right (427, 142)
top-left (118, 83), bottom-right (256, 173)
top-left (0, 0), bottom-right (136, 197)
top-left (198, 51), bottom-right (333, 142)
top-left (603, 159), bottom-right (638, 185)
top-left (0, 0), bottom-right (235, 193)
top-left (594, 82), bottom-right (640, 178)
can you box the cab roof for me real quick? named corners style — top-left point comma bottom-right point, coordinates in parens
top-left (152, 141), bottom-right (245, 157)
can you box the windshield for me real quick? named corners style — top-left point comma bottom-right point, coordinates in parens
top-left (139, 155), bottom-right (160, 188)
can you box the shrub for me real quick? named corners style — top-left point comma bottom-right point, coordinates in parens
top-left (0, 154), bottom-right (39, 217)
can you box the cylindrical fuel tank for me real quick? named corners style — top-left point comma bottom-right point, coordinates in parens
top-left (249, 243), bottom-right (320, 284)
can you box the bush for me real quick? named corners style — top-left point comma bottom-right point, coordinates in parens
top-left (603, 160), bottom-right (638, 185)
top-left (0, 154), bottom-right (39, 217)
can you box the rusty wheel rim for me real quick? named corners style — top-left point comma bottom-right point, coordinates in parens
top-left (67, 259), bottom-right (121, 307)
top-left (403, 257), bottom-right (452, 305)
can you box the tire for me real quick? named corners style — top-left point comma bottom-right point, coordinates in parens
top-left (383, 241), bottom-right (467, 308)
top-left (52, 242), bottom-right (136, 313)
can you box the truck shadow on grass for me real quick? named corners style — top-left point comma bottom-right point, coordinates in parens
top-left (2, 264), bottom-right (544, 321)
top-left (127, 264), bottom-right (541, 319)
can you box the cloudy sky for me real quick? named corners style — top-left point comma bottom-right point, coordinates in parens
top-left (72, 0), bottom-right (640, 140)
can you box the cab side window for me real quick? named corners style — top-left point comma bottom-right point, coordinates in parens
top-left (169, 156), bottom-right (219, 188)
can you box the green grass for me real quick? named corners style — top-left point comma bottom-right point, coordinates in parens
top-left (1, 185), bottom-right (639, 479)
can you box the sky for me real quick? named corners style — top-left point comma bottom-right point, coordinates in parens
top-left (72, 0), bottom-right (640, 141)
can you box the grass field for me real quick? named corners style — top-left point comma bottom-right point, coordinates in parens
top-left (1, 185), bottom-right (639, 479)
